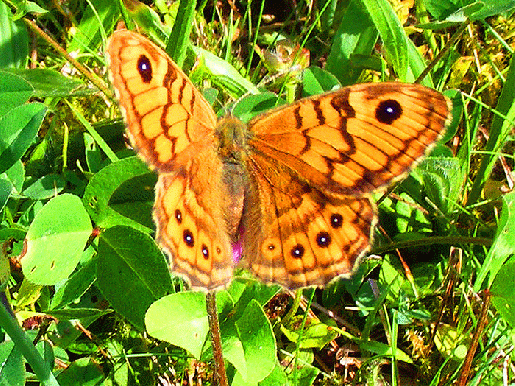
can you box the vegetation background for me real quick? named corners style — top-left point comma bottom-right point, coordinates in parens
top-left (0, 0), bottom-right (514, 385)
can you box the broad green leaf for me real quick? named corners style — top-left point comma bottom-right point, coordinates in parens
top-left (83, 156), bottom-right (155, 232)
top-left (192, 46), bottom-right (259, 99)
top-left (0, 70), bottom-right (33, 117)
top-left (0, 178), bottom-right (12, 214)
top-left (258, 362), bottom-right (289, 386)
top-left (232, 300), bottom-right (276, 382)
top-left (0, 2), bottom-right (28, 68)
top-left (2, 160), bottom-right (25, 193)
top-left (49, 256), bottom-right (97, 310)
top-left (146, 292), bottom-right (209, 359)
top-left (23, 174), bottom-right (66, 200)
top-left (0, 341), bottom-right (25, 386)
top-left (56, 357), bottom-right (104, 386)
top-left (0, 103), bottom-right (46, 175)
top-left (281, 316), bottom-right (338, 349)
top-left (5, 68), bottom-right (95, 97)
top-left (288, 364), bottom-right (319, 386)
top-left (97, 225), bottom-right (173, 330)
top-left (326, 0), bottom-right (378, 85)
top-left (23, 194), bottom-right (92, 285)
top-left (232, 93), bottom-right (284, 123)
top-left (302, 67), bottom-right (340, 96)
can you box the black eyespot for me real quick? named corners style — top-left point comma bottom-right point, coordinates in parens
top-left (183, 230), bottom-right (194, 247)
top-left (267, 243), bottom-right (276, 251)
top-left (316, 232), bottom-right (331, 248)
top-left (376, 99), bottom-right (402, 124)
top-left (137, 55), bottom-right (153, 83)
top-left (202, 244), bottom-right (209, 259)
top-left (175, 209), bottom-right (182, 224)
top-left (216, 246), bottom-right (222, 254)
top-left (290, 244), bottom-right (305, 259)
top-left (330, 213), bottom-right (343, 229)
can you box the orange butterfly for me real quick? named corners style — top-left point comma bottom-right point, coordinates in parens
top-left (107, 30), bottom-right (452, 290)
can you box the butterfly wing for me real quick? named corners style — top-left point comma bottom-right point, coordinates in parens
top-left (244, 153), bottom-right (376, 288)
top-left (107, 30), bottom-right (233, 290)
top-left (154, 148), bottom-right (234, 290)
top-left (244, 82), bottom-right (451, 288)
top-left (107, 29), bottom-right (218, 172)
top-left (248, 82), bottom-right (452, 196)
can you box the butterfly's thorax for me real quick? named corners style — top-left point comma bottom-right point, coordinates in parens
top-left (215, 116), bottom-right (248, 164)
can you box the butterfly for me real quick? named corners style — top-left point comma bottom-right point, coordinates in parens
top-left (106, 29), bottom-right (452, 291)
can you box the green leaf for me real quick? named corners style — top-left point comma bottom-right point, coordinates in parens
top-left (0, 70), bottom-right (33, 117)
top-left (23, 174), bottom-right (66, 200)
top-left (219, 299), bottom-right (276, 383)
top-left (467, 1), bottom-right (515, 20)
top-left (325, 0), bottom-right (378, 85)
top-left (67, 0), bottom-right (118, 54)
top-left (416, 157), bottom-right (466, 215)
top-left (491, 256), bottom-right (515, 328)
top-left (0, 341), bottom-right (25, 386)
top-left (165, 0), bottom-right (196, 66)
top-left (0, 2), bottom-right (28, 68)
top-left (191, 46), bottom-right (259, 99)
top-left (49, 255), bottom-right (97, 310)
top-left (56, 357), bottom-right (104, 386)
top-left (0, 178), bottom-right (12, 214)
top-left (359, 340), bottom-right (413, 363)
top-left (302, 67), bottom-right (340, 96)
top-left (0, 102), bottom-right (46, 175)
top-left (23, 194), bottom-right (92, 285)
top-left (2, 160), bottom-right (25, 193)
top-left (83, 156), bottom-right (155, 233)
top-left (360, 0), bottom-right (408, 80)
top-left (281, 316), bottom-right (338, 349)
top-left (145, 292), bottom-right (209, 359)
top-left (5, 68), bottom-right (96, 97)
top-left (232, 93), bottom-right (284, 123)
top-left (475, 190), bottom-right (515, 291)
top-left (97, 226), bottom-right (173, 330)
top-left (258, 362), bottom-right (289, 386)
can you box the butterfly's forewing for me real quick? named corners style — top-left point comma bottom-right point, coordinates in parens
top-left (248, 83), bottom-right (452, 196)
top-left (107, 30), bottom-right (234, 290)
top-left (107, 29), bottom-right (218, 172)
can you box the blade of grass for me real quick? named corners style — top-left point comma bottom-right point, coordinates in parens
top-left (467, 55), bottom-right (515, 206)
top-left (65, 100), bottom-right (118, 163)
top-left (165, 0), bottom-right (196, 67)
top-left (360, 0), bottom-right (408, 80)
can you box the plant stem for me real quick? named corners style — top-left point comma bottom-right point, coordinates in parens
top-left (206, 291), bottom-right (228, 386)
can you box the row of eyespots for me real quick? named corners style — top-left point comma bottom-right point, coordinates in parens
top-left (174, 208), bottom-right (221, 260)
top-left (264, 212), bottom-right (343, 259)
